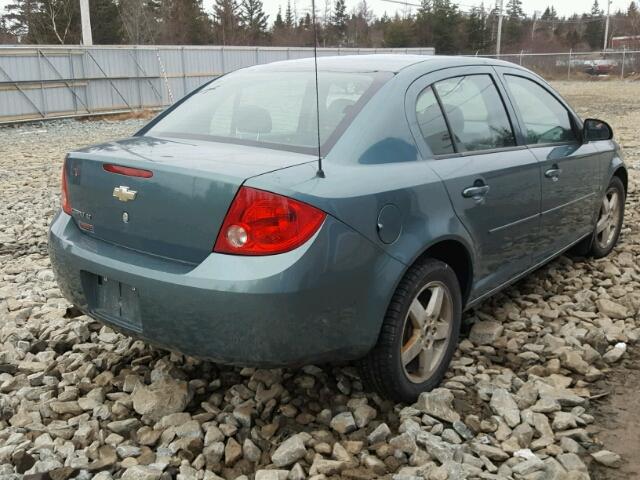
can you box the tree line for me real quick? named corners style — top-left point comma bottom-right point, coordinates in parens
top-left (1, 0), bottom-right (640, 54)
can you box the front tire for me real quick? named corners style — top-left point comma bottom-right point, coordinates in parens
top-left (359, 258), bottom-right (462, 403)
top-left (588, 176), bottom-right (625, 258)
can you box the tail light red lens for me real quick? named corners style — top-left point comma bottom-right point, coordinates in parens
top-left (214, 187), bottom-right (326, 255)
top-left (61, 159), bottom-right (72, 215)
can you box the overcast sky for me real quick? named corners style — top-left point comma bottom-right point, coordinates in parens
top-left (0, 0), bottom-right (635, 28)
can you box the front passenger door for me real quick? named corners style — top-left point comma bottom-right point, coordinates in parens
top-left (498, 70), bottom-right (600, 262)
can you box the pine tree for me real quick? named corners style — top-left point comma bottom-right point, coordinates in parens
top-left (331, 0), bottom-right (347, 43)
top-left (504, 0), bottom-right (524, 46)
top-left (159, 0), bottom-right (211, 44)
top-left (505, 0), bottom-right (524, 19)
top-left (384, 13), bottom-right (411, 46)
top-left (91, 0), bottom-right (122, 44)
top-left (240, 0), bottom-right (268, 43)
top-left (584, 0), bottom-right (604, 49)
top-left (0, 16), bottom-right (14, 42)
top-left (467, 5), bottom-right (489, 53)
top-left (416, 0), bottom-right (460, 53)
top-left (3, 0), bottom-right (35, 38)
top-left (415, 0), bottom-right (433, 46)
top-left (628, 1), bottom-right (640, 36)
top-left (431, 0), bottom-right (460, 53)
top-left (213, 0), bottom-right (240, 45)
top-left (541, 6), bottom-right (557, 21)
top-left (273, 6), bottom-right (284, 29)
top-left (284, 0), bottom-right (294, 28)
top-left (3, 0), bottom-right (80, 44)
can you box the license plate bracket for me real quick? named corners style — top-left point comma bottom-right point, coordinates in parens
top-left (82, 272), bottom-right (142, 332)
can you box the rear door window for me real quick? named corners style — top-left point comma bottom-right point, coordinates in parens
top-left (504, 75), bottom-right (577, 145)
top-left (433, 75), bottom-right (516, 152)
top-left (415, 86), bottom-right (454, 155)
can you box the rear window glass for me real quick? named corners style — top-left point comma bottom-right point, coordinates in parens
top-left (146, 70), bottom-right (385, 154)
top-left (434, 75), bottom-right (516, 152)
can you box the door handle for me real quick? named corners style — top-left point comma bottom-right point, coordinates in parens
top-left (462, 184), bottom-right (490, 199)
top-left (545, 167), bottom-right (562, 181)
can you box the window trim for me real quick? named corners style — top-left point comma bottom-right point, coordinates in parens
top-left (414, 72), bottom-right (521, 159)
top-left (501, 73), bottom-right (582, 149)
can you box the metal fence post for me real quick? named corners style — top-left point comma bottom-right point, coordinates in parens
top-left (80, 47), bottom-right (91, 113)
top-left (568, 49), bottom-right (572, 80)
top-left (36, 49), bottom-right (47, 117)
top-left (519, 50), bottom-right (523, 65)
top-left (68, 48), bottom-right (78, 114)
top-left (621, 46), bottom-right (626, 80)
top-left (134, 46), bottom-right (142, 109)
top-left (181, 46), bottom-right (188, 98)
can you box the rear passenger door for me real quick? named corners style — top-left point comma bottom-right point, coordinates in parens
top-left (406, 67), bottom-right (541, 299)
top-left (496, 69), bottom-right (600, 262)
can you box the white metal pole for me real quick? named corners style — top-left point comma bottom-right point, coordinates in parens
top-left (496, 0), bottom-right (504, 56)
top-left (80, 0), bottom-right (93, 46)
top-left (603, 0), bottom-right (611, 51)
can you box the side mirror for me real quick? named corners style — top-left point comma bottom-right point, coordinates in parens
top-left (583, 118), bottom-right (613, 142)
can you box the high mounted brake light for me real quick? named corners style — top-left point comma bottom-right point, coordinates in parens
top-left (103, 163), bottom-right (153, 178)
top-left (214, 187), bottom-right (326, 255)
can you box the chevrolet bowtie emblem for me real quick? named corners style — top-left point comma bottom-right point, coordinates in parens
top-left (113, 186), bottom-right (137, 202)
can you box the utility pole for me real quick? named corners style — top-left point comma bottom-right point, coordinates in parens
top-left (496, 0), bottom-right (504, 55)
top-left (79, 0), bottom-right (93, 46)
top-left (603, 0), bottom-right (611, 51)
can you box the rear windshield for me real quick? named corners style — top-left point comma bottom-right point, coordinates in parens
top-left (145, 69), bottom-right (388, 155)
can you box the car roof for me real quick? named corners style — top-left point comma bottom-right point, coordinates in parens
top-left (249, 54), bottom-right (518, 74)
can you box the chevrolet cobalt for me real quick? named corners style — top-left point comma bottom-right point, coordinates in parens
top-left (49, 55), bottom-right (626, 402)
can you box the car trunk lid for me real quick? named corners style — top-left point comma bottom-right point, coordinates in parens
top-left (65, 135), bottom-right (315, 264)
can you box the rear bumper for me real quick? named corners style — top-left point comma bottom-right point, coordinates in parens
top-left (49, 212), bottom-right (405, 367)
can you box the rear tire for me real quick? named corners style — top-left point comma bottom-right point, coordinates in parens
top-left (359, 258), bottom-right (462, 403)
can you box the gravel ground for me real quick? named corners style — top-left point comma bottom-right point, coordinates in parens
top-left (0, 80), bottom-right (639, 480)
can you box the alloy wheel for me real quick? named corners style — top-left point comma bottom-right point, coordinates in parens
top-left (401, 281), bottom-right (453, 384)
top-left (596, 188), bottom-right (621, 250)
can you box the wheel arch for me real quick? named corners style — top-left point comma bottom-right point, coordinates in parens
top-left (410, 237), bottom-right (475, 307)
top-left (613, 166), bottom-right (628, 194)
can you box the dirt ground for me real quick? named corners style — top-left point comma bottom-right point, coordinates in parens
top-left (553, 79), bottom-right (640, 480)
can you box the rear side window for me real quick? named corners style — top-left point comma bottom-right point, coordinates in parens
top-left (434, 75), bottom-right (516, 152)
top-left (415, 86), bottom-right (454, 155)
top-left (504, 75), bottom-right (577, 145)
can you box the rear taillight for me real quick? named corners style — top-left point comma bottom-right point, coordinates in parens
top-left (61, 159), bottom-right (72, 215)
top-left (214, 187), bottom-right (326, 255)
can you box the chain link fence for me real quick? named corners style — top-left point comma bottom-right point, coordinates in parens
top-left (483, 50), bottom-right (640, 80)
